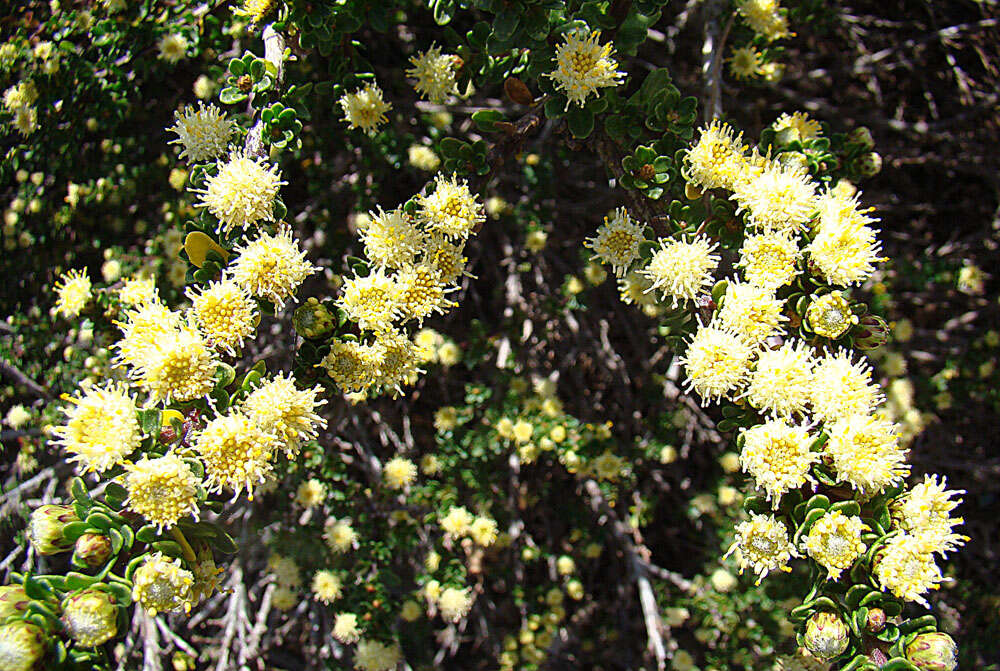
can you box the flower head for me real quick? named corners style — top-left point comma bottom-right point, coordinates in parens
top-left (168, 103), bottom-right (234, 163)
top-left (737, 231), bottom-right (801, 288)
top-left (713, 281), bottom-right (786, 345)
top-left (195, 412), bottom-right (279, 498)
top-left (728, 46), bottom-right (763, 79)
top-left (470, 517), bottom-right (498, 547)
top-left (295, 478), bottom-right (327, 509)
top-left (740, 420), bottom-right (818, 505)
top-left (339, 83), bottom-right (392, 135)
top-left (826, 414), bottom-right (909, 495)
top-left (312, 570), bottom-right (343, 604)
top-left (438, 586), bottom-right (474, 622)
top-left (133, 325), bottom-right (218, 404)
top-left (736, 0), bottom-right (791, 42)
top-left (231, 228), bottom-right (317, 308)
top-left (407, 45), bottom-right (460, 103)
top-left (745, 340), bottom-right (813, 417)
top-left (53, 382), bottom-right (141, 473)
top-left (873, 533), bottom-right (944, 606)
top-left (441, 506), bottom-right (473, 536)
top-left (809, 349), bottom-right (883, 422)
top-left (733, 159), bottom-right (817, 234)
top-left (372, 330), bottom-right (422, 395)
top-left (773, 112), bottom-right (822, 143)
top-left (585, 208), bottom-right (647, 278)
top-left (119, 276), bottom-right (158, 307)
top-left (395, 263), bottom-right (453, 324)
top-left (546, 30), bottom-right (624, 108)
top-left (3, 81), bottom-right (37, 111)
top-left (361, 208), bottom-right (425, 270)
top-left (0, 621), bottom-right (46, 671)
top-left (157, 33), bottom-right (188, 62)
top-left (338, 268), bottom-right (400, 331)
top-left (333, 613), bottom-right (362, 644)
top-left (422, 235), bottom-right (469, 284)
top-left (125, 453), bottom-right (200, 530)
top-left (114, 301), bottom-right (184, 368)
top-left (408, 145), bottom-right (441, 172)
top-left (241, 373), bottom-right (326, 456)
top-left (892, 475), bottom-right (967, 553)
top-left (725, 513), bottom-right (796, 583)
top-left (61, 589), bottom-right (119, 647)
top-left (417, 174), bottom-right (485, 239)
top-left (196, 151), bottom-right (284, 234)
top-left (681, 324), bottom-right (756, 403)
top-left (802, 510), bottom-right (868, 580)
top-left (354, 639), bottom-right (401, 671)
top-left (806, 291), bottom-right (858, 339)
top-left (324, 517), bottom-right (358, 553)
top-left (54, 269), bottom-right (92, 318)
top-left (642, 236), bottom-right (720, 306)
top-left (187, 279), bottom-right (258, 354)
top-left (383, 457), bottom-right (417, 489)
top-left (807, 221), bottom-right (884, 287)
top-left (12, 106), bottom-right (37, 136)
top-left (132, 553), bottom-right (194, 616)
top-left (684, 121), bottom-right (748, 191)
top-left (320, 339), bottom-right (381, 393)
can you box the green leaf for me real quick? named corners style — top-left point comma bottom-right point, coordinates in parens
top-left (151, 541), bottom-right (185, 559)
top-left (879, 660), bottom-right (919, 671)
top-left (71, 477), bottom-right (93, 506)
top-left (565, 106), bottom-right (594, 139)
top-left (228, 58), bottom-right (245, 76)
top-left (439, 137), bottom-right (466, 158)
top-left (136, 525), bottom-right (159, 544)
top-left (62, 521), bottom-right (91, 542)
top-left (249, 59), bottom-right (265, 81)
top-left (65, 571), bottom-right (98, 591)
top-left (219, 87), bottom-right (248, 105)
top-left (139, 409), bottom-right (162, 436)
top-left (22, 575), bottom-right (53, 601)
top-left (492, 12), bottom-right (520, 42)
top-left (209, 530), bottom-right (238, 554)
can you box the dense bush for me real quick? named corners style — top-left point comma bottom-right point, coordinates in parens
top-left (2, 1), bottom-right (998, 670)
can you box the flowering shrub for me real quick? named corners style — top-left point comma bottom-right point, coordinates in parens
top-left (2, 1), bottom-right (995, 670)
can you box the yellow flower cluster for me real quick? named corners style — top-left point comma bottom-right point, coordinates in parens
top-left (320, 175), bottom-right (483, 397)
top-left (53, 382), bottom-right (141, 473)
top-left (167, 103), bottom-right (234, 163)
top-left (195, 150), bottom-right (285, 234)
top-left (338, 82), bottom-right (393, 135)
top-left (124, 453), bottom-right (200, 530)
top-left (406, 45), bottom-right (460, 104)
top-left (546, 30), bottom-right (625, 108)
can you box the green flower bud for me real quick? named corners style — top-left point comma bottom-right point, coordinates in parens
top-left (847, 126), bottom-right (875, 150)
top-left (905, 632), bottom-right (958, 671)
top-left (0, 585), bottom-right (30, 620)
top-left (61, 589), bottom-right (119, 647)
top-left (0, 621), bottom-right (47, 671)
top-left (74, 533), bottom-right (113, 569)
top-left (27, 504), bottom-right (79, 555)
top-left (292, 297), bottom-right (335, 339)
top-left (865, 607), bottom-right (887, 634)
top-left (856, 151), bottom-right (882, 177)
top-left (803, 611), bottom-right (850, 660)
top-left (854, 314), bottom-right (890, 350)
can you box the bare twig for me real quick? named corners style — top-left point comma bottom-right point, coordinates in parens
top-left (0, 361), bottom-right (53, 399)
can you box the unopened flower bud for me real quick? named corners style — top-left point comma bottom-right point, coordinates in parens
top-left (292, 297), bottom-right (335, 339)
top-left (865, 607), bottom-right (886, 634)
top-left (855, 314), bottom-right (890, 350)
top-left (0, 585), bottom-right (30, 620)
top-left (27, 504), bottom-right (79, 555)
top-left (856, 151), bottom-right (882, 177)
top-left (61, 589), bottom-right (119, 647)
top-left (0, 621), bottom-right (47, 671)
top-left (74, 533), bottom-right (113, 569)
top-left (803, 611), bottom-right (850, 660)
top-left (806, 291), bottom-right (857, 339)
top-left (905, 632), bottom-right (958, 671)
top-left (847, 126), bottom-right (875, 150)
